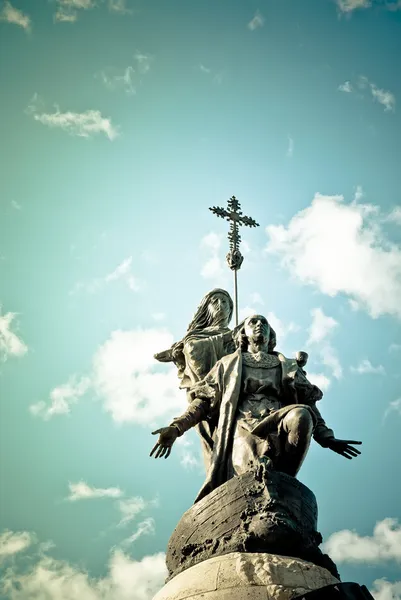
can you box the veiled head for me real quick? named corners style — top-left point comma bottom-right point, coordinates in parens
top-left (186, 289), bottom-right (233, 332)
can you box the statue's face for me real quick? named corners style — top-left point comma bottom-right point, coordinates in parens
top-left (208, 293), bottom-right (231, 324)
top-left (244, 315), bottom-right (270, 344)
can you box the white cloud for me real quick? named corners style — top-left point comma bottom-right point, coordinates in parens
top-left (286, 136), bottom-right (294, 158)
top-left (11, 200), bottom-right (22, 210)
top-left (30, 375), bottom-right (91, 419)
top-left (0, 546), bottom-right (167, 600)
top-left (358, 76), bottom-right (396, 112)
top-left (70, 256), bottom-right (141, 295)
top-left (117, 496), bottom-right (147, 526)
top-left (33, 328), bottom-right (186, 425)
top-left (249, 292), bottom-right (264, 306)
top-left (338, 81), bottom-right (353, 93)
top-left (305, 373), bottom-right (331, 392)
top-left (0, 531), bottom-right (33, 558)
top-left (26, 94), bottom-right (118, 140)
top-left (108, 0), bottom-right (132, 14)
top-left (389, 343), bottom-right (401, 353)
top-left (0, 310), bottom-right (28, 361)
top-left (67, 481), bottom-right (124, 502)
top-left (371, 579), bottom-right (401, 600)
top-left (200, 232), bottom-right (226, 281)
top-left (370, 83), bottom-right (396, 112)
top-left (350, 359), bottom-right (385, 375)
top-left (200, 64), bottom-right (211, 74)
top-left (0, 1), bottom-right (30, 30)
top-left (54, 0), bottom-right (95, 23)
top-left (307, 308), bottom-right (338, 345)
top-left (323, 518), bottom-right (401, 563)
top-left (248, 10), bottom-right (264, 30)
top-left (387, 207), bottom-right (401, 225)
top-left (122, 518), bottom-right (155, 547)
top-left (336, 0), bottom-right (371, 13)
top-left (266, 193), bottom-right (401, 320)
top-left (98, 53), bottom-right (152, 95)
top-left (151, 313), bottom-right (165, 322)
top-left (353, 185), bottom-right (364, 202)
top-left (383, 398), bottom-right (401, 421)
top-left (92, 329), bottom-right (186, 425)
top-left (306, 308), bottom-right (342, 380)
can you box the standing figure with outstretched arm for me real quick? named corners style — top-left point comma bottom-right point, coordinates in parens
top-left (154, 288), bottom-right (241, 469)
top-left (151, 315), bottom-right (361, 502)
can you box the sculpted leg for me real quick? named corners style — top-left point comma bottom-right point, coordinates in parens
top-left (276, 407), bottom-right (313, 477)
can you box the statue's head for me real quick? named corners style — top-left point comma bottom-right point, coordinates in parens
top-left (235, 314), bottom-right (277, 352)
top-left (186, 289), bottom-right (233, 332)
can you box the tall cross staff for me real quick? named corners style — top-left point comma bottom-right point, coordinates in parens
top-left (209, 196), bottom-right (259, 326)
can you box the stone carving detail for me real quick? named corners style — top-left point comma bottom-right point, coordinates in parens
top-left (152, 552), bottom-right (339, 600)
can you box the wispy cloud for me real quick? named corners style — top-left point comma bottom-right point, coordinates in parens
top-left (11, 200), bottom-right (22, 210)
top-left (121, 518), bottom-right (155, 547)
top-left (26, 94), bottom-right (119, 140)
top-left (337, 0), bottom-right (401, 13)
top-left (199, 64), bottom-right (224, 85)
top-left (306, 373), bottom-right (331, 392)
top-left (108, 0), bottom-right (132, 14)
top-left (30, 376), bottom-right (91, 419)
top-left (0, 531), bottom-right (33, 559)
top-left (248, 10), bottom-right (264, 30)
top-left (266, 193), bottom-right (401, 320)
top-left (98, 53), bottom-right (152, 95)
top-left (286, 136), bottom-right (294, 158)
top-left (70, 256), bottom-right (141, 295)
top-left (350, 359), bottom-right (385, 375)
top-left (389, 343), bottom-right (401, 353)
top-left (336, 0), bottom-right (371, 13)
top-left (339, 76), bottom-right (396, 112)
top-left (0, 309), bottom-right (28, 362)
top-left (324, 518), bottom-right (401, 563)
top-left (307, 308), bottom-right (342, 380)
top-left (53, 0), bottom-right (95, 23)
top-left (0, 1), bottom-right (31, 31)
top-left (383, 398), bottom-right (401, 421)
top-left (358, 76), bottom-right (396, 112)
top-left (338, 81), bottom-right (353, 93)
top-left (117, 496), bottom-right (147, 526)
top-left (67, 481), bottom-right (124, 502)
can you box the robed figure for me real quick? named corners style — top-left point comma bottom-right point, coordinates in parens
top-left (151, 315), bottom-right (361, 502)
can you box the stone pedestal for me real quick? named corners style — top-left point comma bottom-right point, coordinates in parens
top-left (153, 552), bottom-right (339, 600)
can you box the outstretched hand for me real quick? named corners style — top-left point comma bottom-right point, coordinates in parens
top-left (327, 438), bottom-right (362, 459)
top-left (150, 426), bottom-right (179, 459)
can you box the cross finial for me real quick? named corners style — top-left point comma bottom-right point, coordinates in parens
top-left (209, 196), bottom-right (259, 271)
top-left (209, 196), bottom-right (259, 325)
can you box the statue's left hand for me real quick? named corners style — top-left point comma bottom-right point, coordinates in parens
top-left (327, 438), bottom-right (362, 459)
top-left (150, 426), bottom-right (179, 459)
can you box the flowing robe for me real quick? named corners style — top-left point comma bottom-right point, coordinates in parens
top-left (180, 349), bottom-right (334, 502)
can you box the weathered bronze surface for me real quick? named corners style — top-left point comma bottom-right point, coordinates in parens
top-left (165, 468), bottom-right (339, 581)
top-left (151, 315), bottom-right (361, 500)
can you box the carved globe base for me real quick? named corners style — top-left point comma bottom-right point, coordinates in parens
top-left (166, 468), bottom-right (338, 580)
top-left (153, 552), bottom-right (339, 600)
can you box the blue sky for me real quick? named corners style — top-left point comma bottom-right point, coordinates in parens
top-left (0, 0), bottom-right (401, 598)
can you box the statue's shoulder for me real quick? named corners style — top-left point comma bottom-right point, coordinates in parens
top-left (218, 348), bottom-right (241, 368)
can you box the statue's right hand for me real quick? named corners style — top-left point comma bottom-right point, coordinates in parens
top-left (150, 426), bottom-right (179, 459)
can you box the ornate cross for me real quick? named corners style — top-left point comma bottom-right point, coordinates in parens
top-left (209, 196), bottom-right (259, 325)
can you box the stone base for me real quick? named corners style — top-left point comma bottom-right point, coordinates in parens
top-left (153, 552), bottom-right (340, 600)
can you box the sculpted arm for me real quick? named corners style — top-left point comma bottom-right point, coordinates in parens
top-left (150, 365), bottom-right (222, 459)
top-left (295, 369), bottom-right (362, 459)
